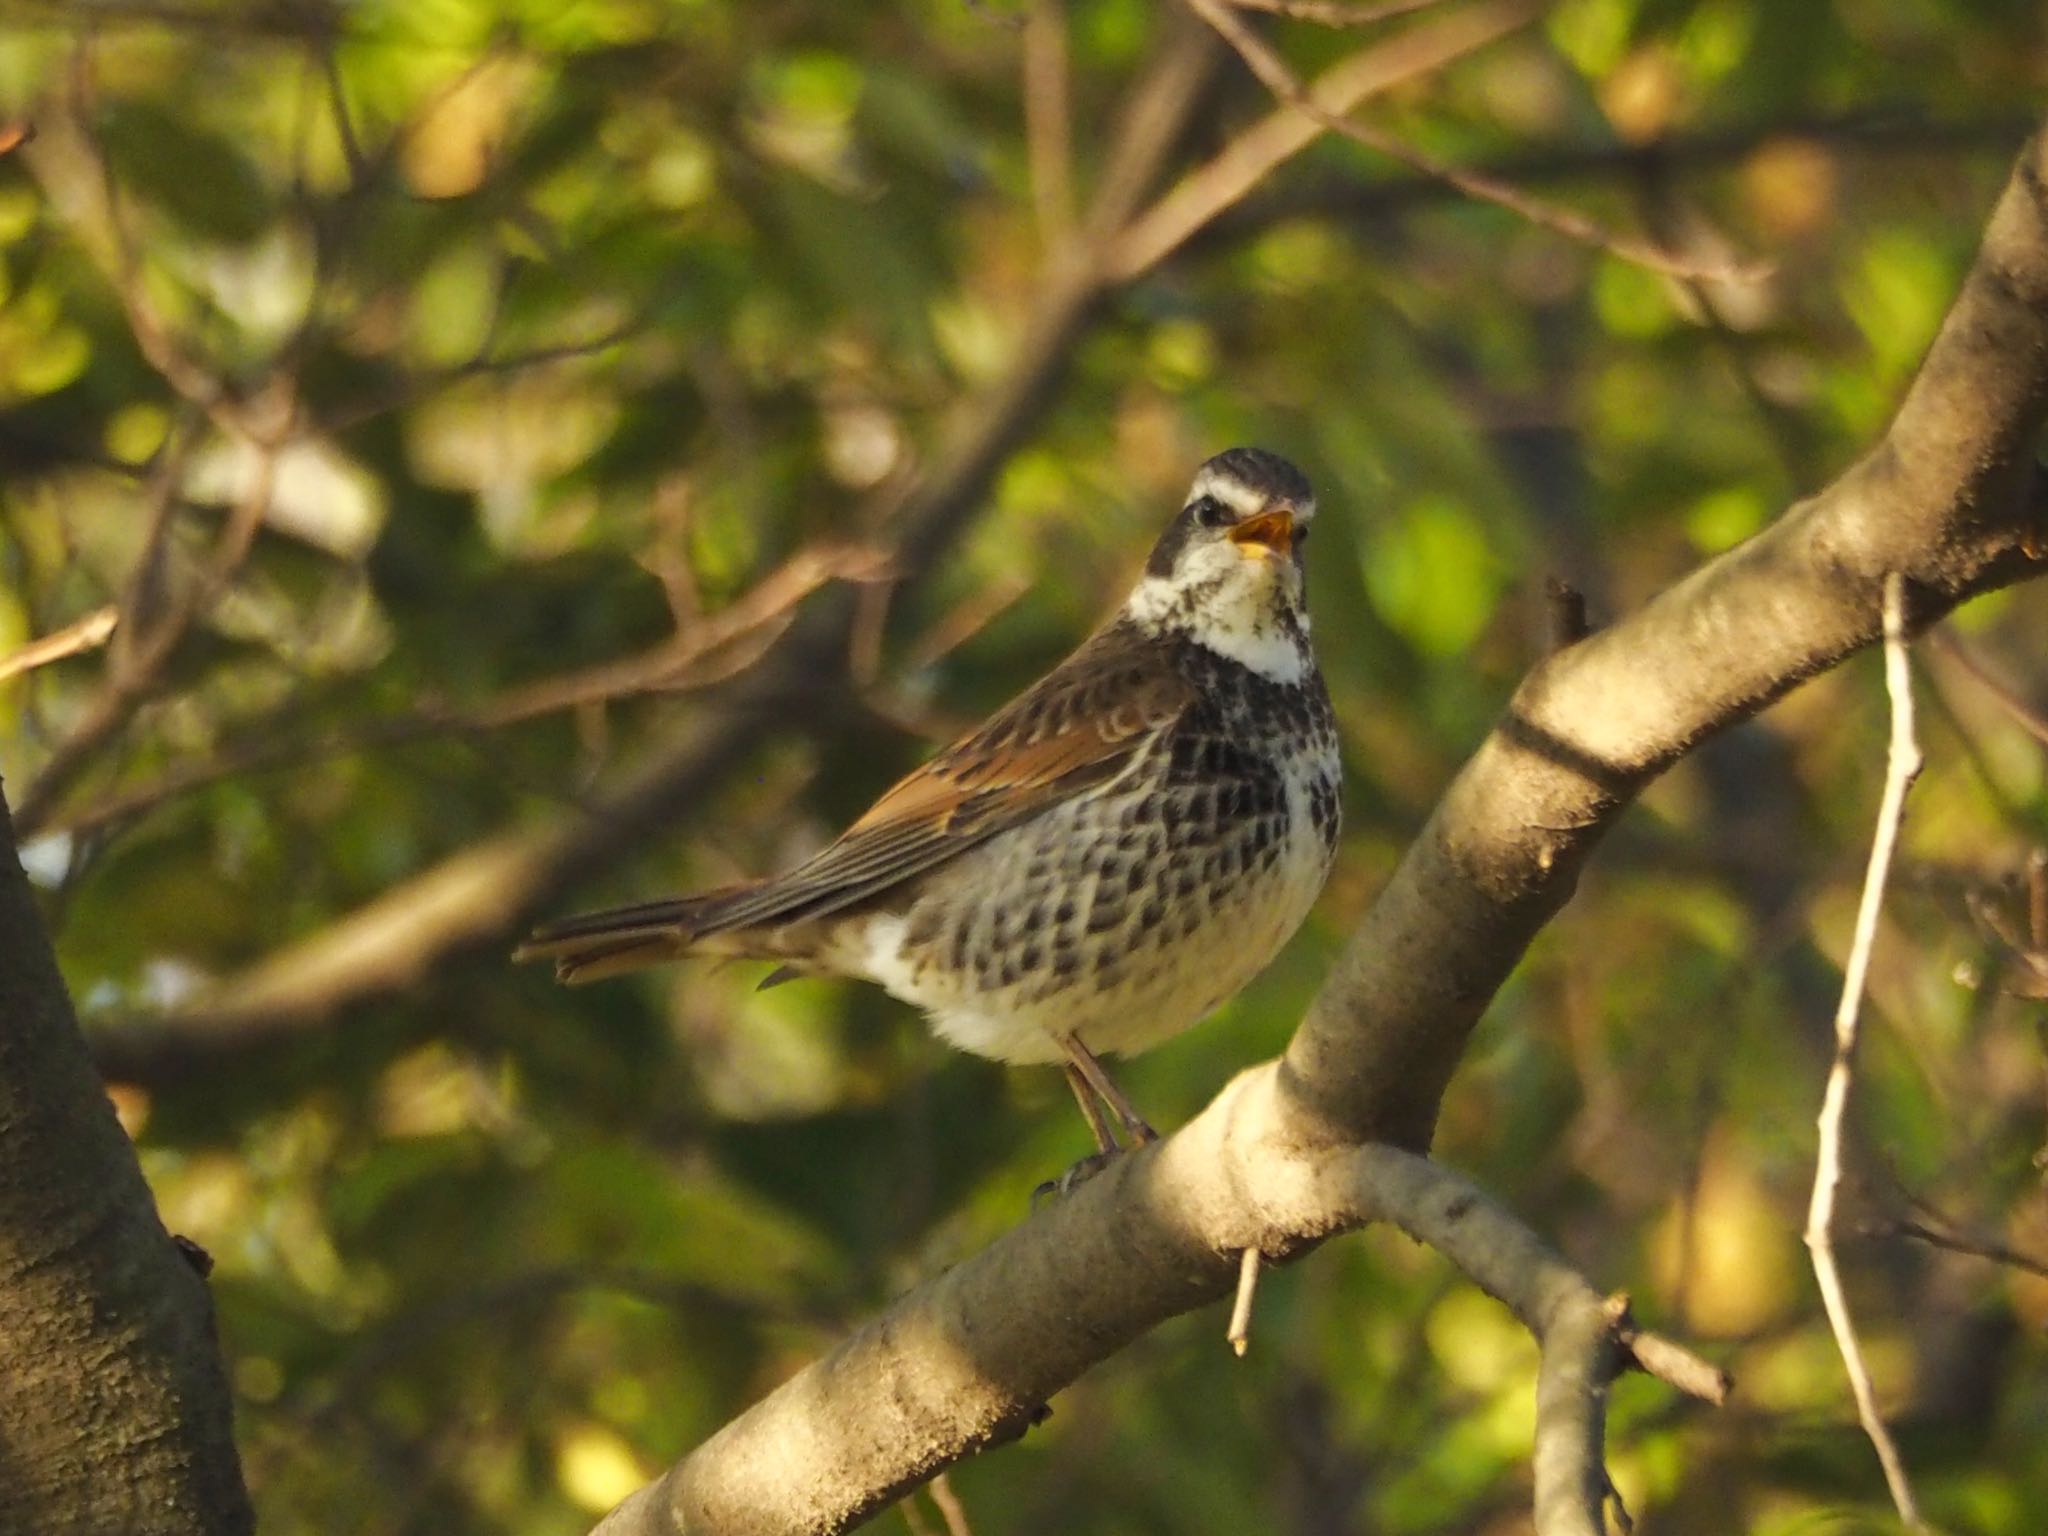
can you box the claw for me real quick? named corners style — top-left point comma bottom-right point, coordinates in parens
top-left (1031, 1149), bottom-right (1120, 1206)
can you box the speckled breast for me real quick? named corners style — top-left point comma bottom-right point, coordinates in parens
top-left (860, 649), bottom-right (1340, 1065)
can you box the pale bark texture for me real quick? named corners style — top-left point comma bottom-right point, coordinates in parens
top-left (0, 783), bottom-right (253, 1536)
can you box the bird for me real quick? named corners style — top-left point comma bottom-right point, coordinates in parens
top-left (516, 447), bottom-right (1341, 1157)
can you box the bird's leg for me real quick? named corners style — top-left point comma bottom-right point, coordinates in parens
top-left (1032, 1063), bottom-right (1121, 1204)
top-left (1059, 1034), bottom-right (1158, 1146)
top-left (1034, 1039), bottom-right (1159, 1204)
top-left (1061, 1063), bottom-right (1120, 1156)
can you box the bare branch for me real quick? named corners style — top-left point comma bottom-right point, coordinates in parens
top-left (0, 607), bottom-right (118, 685)
top-left (1869, 1214), bottom-right (2048, 1282)
top-left (1183, 0), bottom-right (1760, 282)
top-left (2031, 846), bottom-right (2047, 953)
top-left (14, 421), bottom-right (289, 837)
top-left (1802, 573), bottom-right (1927, 1531)
top-left (1325, 1146), bottom-right (1621, 1536)
top-left (1228, 0), bottom-right (1454, 24)
top-left (1225, 1243), bottom-right (1262, 1354)
top-left (318, 318), bottom-right (645, 434)
top-left (45, 541), bottom-right (896, 840)
top-left (480, 546), bottom-right (896, 728)
top-left (1615, 1320), bottom-right (1731, 1407)
top-left (1924, 625), bottom-right (2048, 751)
top-left (924, 1475), bottom-right (974, 1536)
top-left (1022, 1), bottom-right (1076, 253)
top-left (1190, 110), bottom-right (2032, 264)
top-left (1110, 0), bottom-right (1545, 280)
top-left (0, 0), bottom-right (333, 36)
top-left (313, 34), bottom-right (367, 187)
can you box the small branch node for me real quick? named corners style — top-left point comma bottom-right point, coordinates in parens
top-left (2027, 846), bottom-right (2048, 952)
top-left (1616, 1324), bottom-right (1732, 1407)
top-left (1604, 1475), bottom-right (1636, 1535)
top-left (1226, 1243), bottom-right (1263, 1355)
top-left (1546, 577), bottom-right (1592, 650)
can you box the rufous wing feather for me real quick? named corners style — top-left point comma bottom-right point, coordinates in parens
top-left (515, 619), bottom-right (1194, 981)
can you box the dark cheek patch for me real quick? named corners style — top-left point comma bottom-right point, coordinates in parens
top-left (1145, 509), bottom-right (1200, 577)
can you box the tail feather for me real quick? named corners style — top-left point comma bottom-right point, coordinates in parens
top-left (514, 888), bottom-right (753, 985)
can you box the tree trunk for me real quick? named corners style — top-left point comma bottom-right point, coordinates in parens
top-left (0, 781), bottom-right (253, 1536)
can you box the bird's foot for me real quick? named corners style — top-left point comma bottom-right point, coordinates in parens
top-left (1031, 1149), bottom-right (1120, 1205)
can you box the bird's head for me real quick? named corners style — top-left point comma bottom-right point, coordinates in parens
top-left (1124, 447), bottom-right (1318, 681)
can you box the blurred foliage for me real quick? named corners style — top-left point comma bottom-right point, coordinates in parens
top-left (2, 0), bottom-right (2047, 1532)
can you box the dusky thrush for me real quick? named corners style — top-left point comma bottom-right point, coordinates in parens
top-left (517, 448), bottom-right (1341, 1153)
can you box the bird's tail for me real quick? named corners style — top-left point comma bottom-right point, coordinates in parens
top-left (513, 887), bottom-right (761, 985)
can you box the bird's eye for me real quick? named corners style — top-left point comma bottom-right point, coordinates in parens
top-left (1189, 496), bottom-right (1232, 529)
top-left (1293, 524), bottom-right (1311, 547)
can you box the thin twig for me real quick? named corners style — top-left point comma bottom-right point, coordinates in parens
top-left (47, 540), bottom-right (893, 838)
top-left (1614, 1319), bottom-right (1731, 1405)
top-left (1230, 0), bottom-right (1455, 26)
top-left (926, 1473), bottom-right (975, 1536)
top-left (1110, 0), bottom-right (1546, 279)
top-left (1802, 572), bottom-right (1926, 1531)
top-left (1226, 1244), bottom-right (1262, 1355)
top-left (1182, 0), bottom-right (1762, 282)
top-left (1, 0), bottom-right (330, 34)
top-left (14, 414), bottom-right (288, 836)
top-left (1870, 1215), bottom-right (2048, 1282)
top-left (1923, 626), bottom-right (2048, 751)
top-left (1022, 1), bottom-right (1076, 253)
top-left (2028, 847), bottom-right (2048, 953)
top-left (0, 607), bottom-right (118, 685)
top-left (899, 1496), bottom-right (937, 1536)
top-left (319, 318), bottom-right (644, 434)
top-left (314, 35), bottom-right (368, 186)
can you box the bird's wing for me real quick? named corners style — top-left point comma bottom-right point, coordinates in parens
top-left (683, 621), bottom-right (1193, 934)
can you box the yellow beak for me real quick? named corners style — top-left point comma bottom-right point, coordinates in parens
top-left (1227, 507), bottom-right (1294, 558)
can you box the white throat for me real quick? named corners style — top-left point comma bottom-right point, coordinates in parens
top-left (1125, 547), bottom-right (1309, 683)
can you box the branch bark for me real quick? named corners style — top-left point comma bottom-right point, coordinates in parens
top-left (0, 779), bottom-right (253, 1535)
top-left (590, 122), bottom-right (2048, 1536)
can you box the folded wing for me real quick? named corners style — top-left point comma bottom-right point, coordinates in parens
top-left (515, 620), bottom-right (1190, 982)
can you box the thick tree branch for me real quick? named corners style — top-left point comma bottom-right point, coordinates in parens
top-left (594, 1069), bottom-right (1721, 1536)
top-left (1281, 122), bottom-right (2048, 1149)
top-left (591, 123), bottom-right (2048, 1535)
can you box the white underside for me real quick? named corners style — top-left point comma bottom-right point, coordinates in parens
top-left (839, 749), bottom-right (1334, 1065)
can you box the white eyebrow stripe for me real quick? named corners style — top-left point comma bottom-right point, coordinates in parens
top-left (1189, 470), bottom-right (1264, 514)
top-left (1186, 469), bottom-right (1318, 523)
